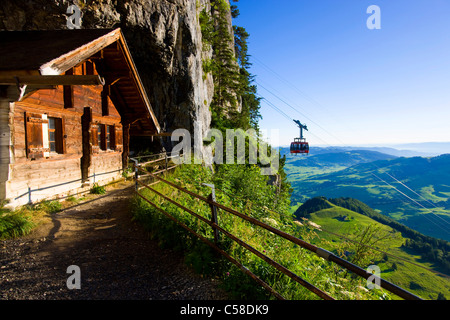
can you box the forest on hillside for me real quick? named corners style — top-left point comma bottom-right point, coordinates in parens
top-left (295, 196), bottom-right (450, 274)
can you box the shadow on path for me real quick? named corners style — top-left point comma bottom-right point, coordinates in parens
top-left (0, 182), bottom-right (227, 300)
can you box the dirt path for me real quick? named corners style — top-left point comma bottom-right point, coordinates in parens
top-left (0, 181), bottom-right (228, 300)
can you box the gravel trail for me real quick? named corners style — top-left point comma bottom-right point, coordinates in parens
top-left (0, 182), bottom-right (228, 300)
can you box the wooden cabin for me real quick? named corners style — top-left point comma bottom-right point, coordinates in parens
top-left (0, 28), bottom-right (160, 208)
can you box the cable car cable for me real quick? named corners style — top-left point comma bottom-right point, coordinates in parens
top-left (255, 68), bottom-right (450, 236)
top-left (212, 184), bottom-right (450, 279)
top-left (370, 173), bottom-right (450, 236)
top-left (256, 81), bottom-right (342, 145)
top-left (255, 91), bottom-right (450, 279)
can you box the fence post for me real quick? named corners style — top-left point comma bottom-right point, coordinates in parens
top-left (28, 186), bottom-right (32, 204)
top-left (130, 158), bottom-right (139, 191)
top-left (203, 183), bottom-right (219, 245)
top-left (165, 152), bottom-right (168, 171)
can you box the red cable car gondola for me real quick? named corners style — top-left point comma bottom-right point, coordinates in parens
top-left (290, 120), bottom-right (309, 155)
top-left (290, 139), bottom-right (309, 154)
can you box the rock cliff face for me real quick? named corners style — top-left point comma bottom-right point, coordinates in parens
top-left (0, 0), bottom-right (218, 154)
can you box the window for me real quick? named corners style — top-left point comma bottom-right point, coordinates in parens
top-left (48, 117), bottom-right (57, 152)
top-left (47, 117), bottom-right (64, 154)
top-left (93, 124), bottom-right (115, 152)
top-left (89, 123), bottom-right (100, 153)
top-left (26, 113), bottom-right (64, 159)
top-left (97, 124), bottom-right (103, 149)
top-left (104, 125), bottom-right (115, 150)
top-left (106, 125), bottom-right (111, 150)
top-left (98, 124), bottom-right (107, 151)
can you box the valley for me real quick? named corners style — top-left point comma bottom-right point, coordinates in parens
top-left (283, 145), bottom-right (450, 299)
top-left (291, 196), bottom-right (450, 300)
top-left (283, 147), bottom-right (450, 241)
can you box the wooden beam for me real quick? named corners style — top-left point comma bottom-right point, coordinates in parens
top-left (130, 132), bottom-right (172, 137)
top-left (0, 75), bottom-right (105, 86)
top-left (153, 132), bottom-right (174, 137)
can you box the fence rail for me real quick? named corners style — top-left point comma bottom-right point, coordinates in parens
top-left (131, 160), bottom-right (422, 301)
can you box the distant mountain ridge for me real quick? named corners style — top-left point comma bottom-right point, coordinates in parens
top-left (286, 152), bottom-right (450, 241)
top-left (279, 141), bottom-right (450, 157)
top-left (285, 149), bottom-right (397, 168)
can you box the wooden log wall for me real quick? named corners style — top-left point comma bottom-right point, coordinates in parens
top-left (0, 99), bottom-right (13, 200)
top-left (4, 61), bottom-right (126, 207)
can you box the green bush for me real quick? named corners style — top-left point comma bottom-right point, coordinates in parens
top-left (0, 212), bottom-right (34, 239)
top-left (90, 183), bottom-right (106, 195)
top-left (35, 200), bottom-right (62, 214)
top-left (131, 163), bottom-right (389, 300)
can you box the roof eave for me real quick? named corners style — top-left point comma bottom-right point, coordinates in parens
top-left (39, 28), bottom-right (120, 76)
top-left (116, 30), bottom-right (161, 134)
top-left (38, 28), bottom-right (160, 135)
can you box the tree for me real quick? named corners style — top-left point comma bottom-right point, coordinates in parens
top-left (437, 292), bottom-right (447, 300)
top-left (200, 0), bottom-right (261, 132)
top-left (349, 224), bottom-right (390, 268)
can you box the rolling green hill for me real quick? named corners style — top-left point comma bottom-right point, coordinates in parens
top-left (292, 197), bottom-right (450, 300)
top-left (282, 148), bottom-right (397, 178)
top-left (286, 151), bottom-right (450, 241)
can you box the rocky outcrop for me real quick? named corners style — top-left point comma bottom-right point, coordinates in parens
top-left (0, 0), bottom-right (218, 155)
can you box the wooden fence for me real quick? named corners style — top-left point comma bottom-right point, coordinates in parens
top-left (130, 158), bottom-right (422, 300)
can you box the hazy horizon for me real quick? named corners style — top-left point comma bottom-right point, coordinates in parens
top-left (274, 141), bottom-right (450, 156)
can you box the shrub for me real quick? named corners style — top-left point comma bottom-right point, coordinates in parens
top-left (90, 183), bottom-right (106, 195)
top-left (35, 200), bottom-right (62, 214)
top-left (0, 212), bottom-right (34, 239)
top-left (131, 163), bottom-right (387, 300)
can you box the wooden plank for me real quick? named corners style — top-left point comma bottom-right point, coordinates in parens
top-left (40, 29), bottom-right (122, 75)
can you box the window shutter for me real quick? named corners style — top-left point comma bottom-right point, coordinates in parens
top-left (90, 123), bottom-right (99, 154)
top-left (56, 117), bottom-right (66, 154)
top-left (99, 124), bottom-right (106, 151)
top-left (109, 125), bottom-right (116, 150)
top-left (25, 113), bottom-right (47, 159)
top-left (115, 125), bottom-right (123, 152)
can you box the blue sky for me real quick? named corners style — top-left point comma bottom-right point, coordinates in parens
top-left (234, 0), bottom-right (450, 147)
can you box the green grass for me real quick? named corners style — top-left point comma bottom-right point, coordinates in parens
top-left (295, 203), bottom-right (450, 300)
top-left (0, 211), bottom-right (35, 239)
top-left (0, 190), bottom-right (100, 240)
top-left (289, 202), bottom-right (302, 215)
top-left (90, 183), bottom-right (106, 195)
top-left (131, 164), bottom-right (393, 300)
top-left (285, 153), bottom-right (450, 241)
top-left (0, 200), bottom-right (62, 239)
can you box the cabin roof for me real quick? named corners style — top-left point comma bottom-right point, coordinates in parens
top-left (0, 28), bottom-right (160, 135)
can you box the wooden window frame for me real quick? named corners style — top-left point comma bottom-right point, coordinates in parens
top-left (98, 124), bottom-right (105, 151)
top-left (25, 112), bottom-right (65, 159)
top-left (47, 117), bottom-right (65, 154)
top-left (105, 125), bottom-right (111, 150)
top-left (90, 123), bottom-right (100, 154)
top-left (109, 125), bottom-right (116, 150)
top-left (91, 122), bottom-right (122, 154)
top-left (97, 124), bottom-right (106, 151)
top-left (115, 125), bottom-right (123, 152)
